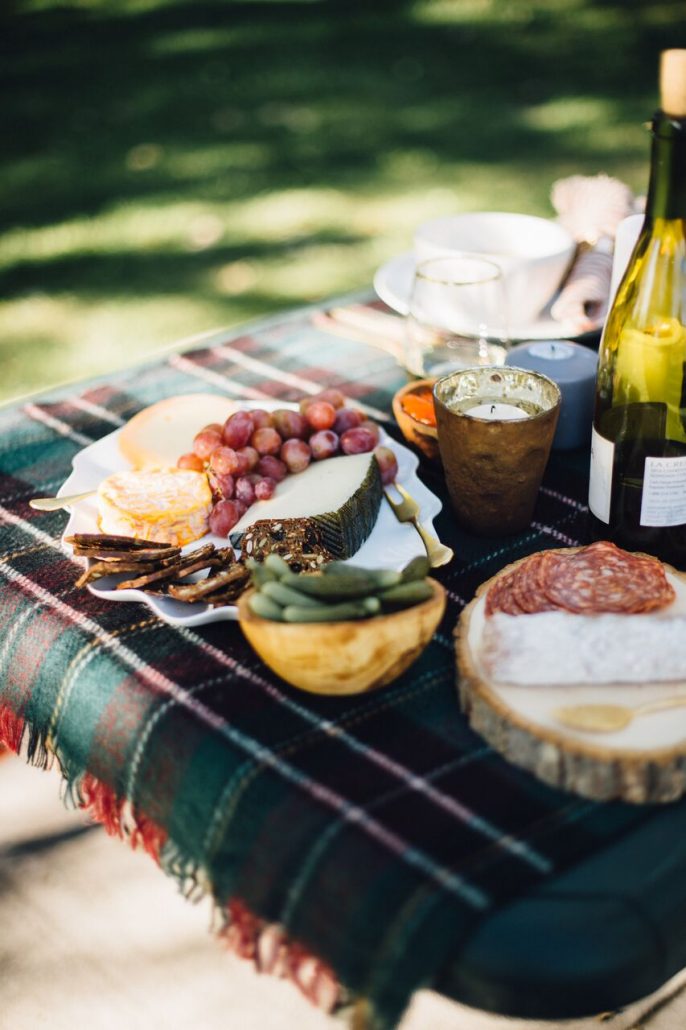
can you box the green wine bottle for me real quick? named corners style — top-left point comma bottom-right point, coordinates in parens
top-left (589, 50), bottom-right (686, 567)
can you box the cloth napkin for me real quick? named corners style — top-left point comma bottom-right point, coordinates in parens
top-left (550, 174), bottom-right (641, 331)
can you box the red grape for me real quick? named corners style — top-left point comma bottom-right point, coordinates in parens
top-left (177, 452), bottom-right (205, 472)
top-left (235, 476), bottom-right (256, 506)
top-left (209, 499), bottom-right (242, 536)
top-left (251, 426), bottom-right (283, 456)
top-left (234, 452), bottom-right (253, 476)
top-left (305, 401), bottom-right (336, 431)
top-left (208, 471), bottom-right (235, 500)
top-left (234, 499), bottom-right (248, 519)
top-left (374, 446), bottom-right (398, 485)
top-left (333, 407), bottom-right (362, 434)
top-left (358, 419), bottom-right (381, 444)
top-left (254, 476), bottom-right (276, 500)
top-left (309, 429), bottom-right (340, 460)
top-left (250, 409), bottom-right (274, 429)
top-left (316, 388), bottom-right (346, 409)
top-left (202, 422), bottom-right (224, 435)
top-left (281, 438), bottom-right (312, 473)
top-left (222, 411), bottom-right (254, 448)
top-left (209, 445), bottom-right (240, 475)
top-left (340, 427), bottom-right (377, 454)
top-left (236, 445), bottom-right (259, 471)
top-left (273, 408), bottom-right (308, 440)
top-left (256, 455), bottom-right (287, 482)
top-left (193, 429), bottom-right (223, 460)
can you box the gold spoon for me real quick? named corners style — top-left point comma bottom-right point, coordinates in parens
top-left (29, 489), bottom-right (96, 511)
top-left (554, 696), bottom-right (686, 734)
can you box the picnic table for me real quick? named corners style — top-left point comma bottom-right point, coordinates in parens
top-left (2, 293), bottom-right (686, 1029)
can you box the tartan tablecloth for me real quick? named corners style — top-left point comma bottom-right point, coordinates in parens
top-left (0, 297), bottom-right (680, 1027)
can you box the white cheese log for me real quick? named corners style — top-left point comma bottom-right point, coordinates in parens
top-left (481, 611), bottom-right (686, 686)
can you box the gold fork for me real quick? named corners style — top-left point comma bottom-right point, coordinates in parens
top-left (384, 483), bottom-right (454, 568)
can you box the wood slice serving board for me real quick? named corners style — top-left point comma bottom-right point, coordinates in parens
top-left (455, 552), bottom-right (686, 804)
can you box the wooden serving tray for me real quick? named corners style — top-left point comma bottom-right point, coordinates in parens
top-left (455, 551), bottom-right (686, 804)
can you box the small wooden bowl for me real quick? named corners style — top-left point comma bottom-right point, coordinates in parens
top-left (392, 379), bottom-right (440, 462)
top-left (238, 580), bottom-right (446, 695)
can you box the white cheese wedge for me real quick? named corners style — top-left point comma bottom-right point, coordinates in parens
top-left (119, 394), bottom-right (237, 469)
top-left (230, 452), bottom-right (382, 559)
top-left (481, 611), bottom-right (686, 686)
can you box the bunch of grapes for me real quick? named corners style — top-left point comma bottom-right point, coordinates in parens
top-left (177, 389), bottom-right (399, 537)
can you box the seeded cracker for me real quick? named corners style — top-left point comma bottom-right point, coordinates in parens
top-left (65, 533), bottom-right (174, 551)
top-left (115, 544), bottom-right (218, 590)
top-left (168, 564), bottom-right (250, 602)
top-left (240, 517), bottom-right (332, 571)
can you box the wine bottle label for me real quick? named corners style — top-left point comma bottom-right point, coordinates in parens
top-left (640, 455), bottom-right (686, 526)
top-left (588, 427), bottom-right (614, 523)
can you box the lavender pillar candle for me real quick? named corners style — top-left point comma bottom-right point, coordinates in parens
top-left (505, 340), bottom-right (598, 450)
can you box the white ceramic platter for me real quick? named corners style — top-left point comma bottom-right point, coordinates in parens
top-left (59, 401), bottom-right (445, 627)
top-left (373, 252), bottom-right (604, 342)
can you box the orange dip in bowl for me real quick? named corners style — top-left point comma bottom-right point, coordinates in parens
top-left (392, 379), bottom-right (440, 462)
top-left (400, 387), bottom-right (436, 428)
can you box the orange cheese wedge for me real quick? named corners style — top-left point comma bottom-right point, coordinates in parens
top-left (97, 468), bottom-right (213, 546)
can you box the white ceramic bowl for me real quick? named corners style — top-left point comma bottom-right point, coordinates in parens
top-left (414, 212), bottom-right (576, 328)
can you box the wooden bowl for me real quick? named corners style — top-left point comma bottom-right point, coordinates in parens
top-left (238, 579), bottom-right (446, 695)
top-left (391, 379), bottom-right (440, 462)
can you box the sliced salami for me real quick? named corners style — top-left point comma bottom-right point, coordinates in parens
top-left (510, 551), bottom-right (558, 614)
top-left (484, 541), bottom-right (676, 618)
top-left (485, 567), bottom-right (526, 616)
top-left (540, 541), bottom-right (675, 614)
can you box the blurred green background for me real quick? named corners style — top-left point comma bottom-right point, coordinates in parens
top-left (1, 0), bottom-right (684, 402)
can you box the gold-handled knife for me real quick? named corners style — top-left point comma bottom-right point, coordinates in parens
top-left (384, 483), bottom-right (453, 568)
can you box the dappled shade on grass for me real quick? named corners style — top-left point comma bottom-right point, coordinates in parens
top-left (1, 0), bottom-right (684, 399)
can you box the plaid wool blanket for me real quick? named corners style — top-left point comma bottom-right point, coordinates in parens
top-left (0, 298), bottom-right (677, 1027)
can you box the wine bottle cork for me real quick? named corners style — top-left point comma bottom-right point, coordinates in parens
top-left (660, 49), bottom-right (686, 117)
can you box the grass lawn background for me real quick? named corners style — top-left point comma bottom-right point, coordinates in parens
top-left (1, 0), bottom-right (684, 402)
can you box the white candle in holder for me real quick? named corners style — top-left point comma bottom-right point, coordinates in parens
top-left (433, 367), bottom-right (562, 535)
top-left (464, 402), bottom-right (528, 421)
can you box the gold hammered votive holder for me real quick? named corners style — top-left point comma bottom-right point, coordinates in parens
top-left (433, 367), bottom-right (561, 536)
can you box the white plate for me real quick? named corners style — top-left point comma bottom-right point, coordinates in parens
top-left (59, 402), bottom-right (445, 627)
top-left (373, 252), bottom-right (604, 342)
